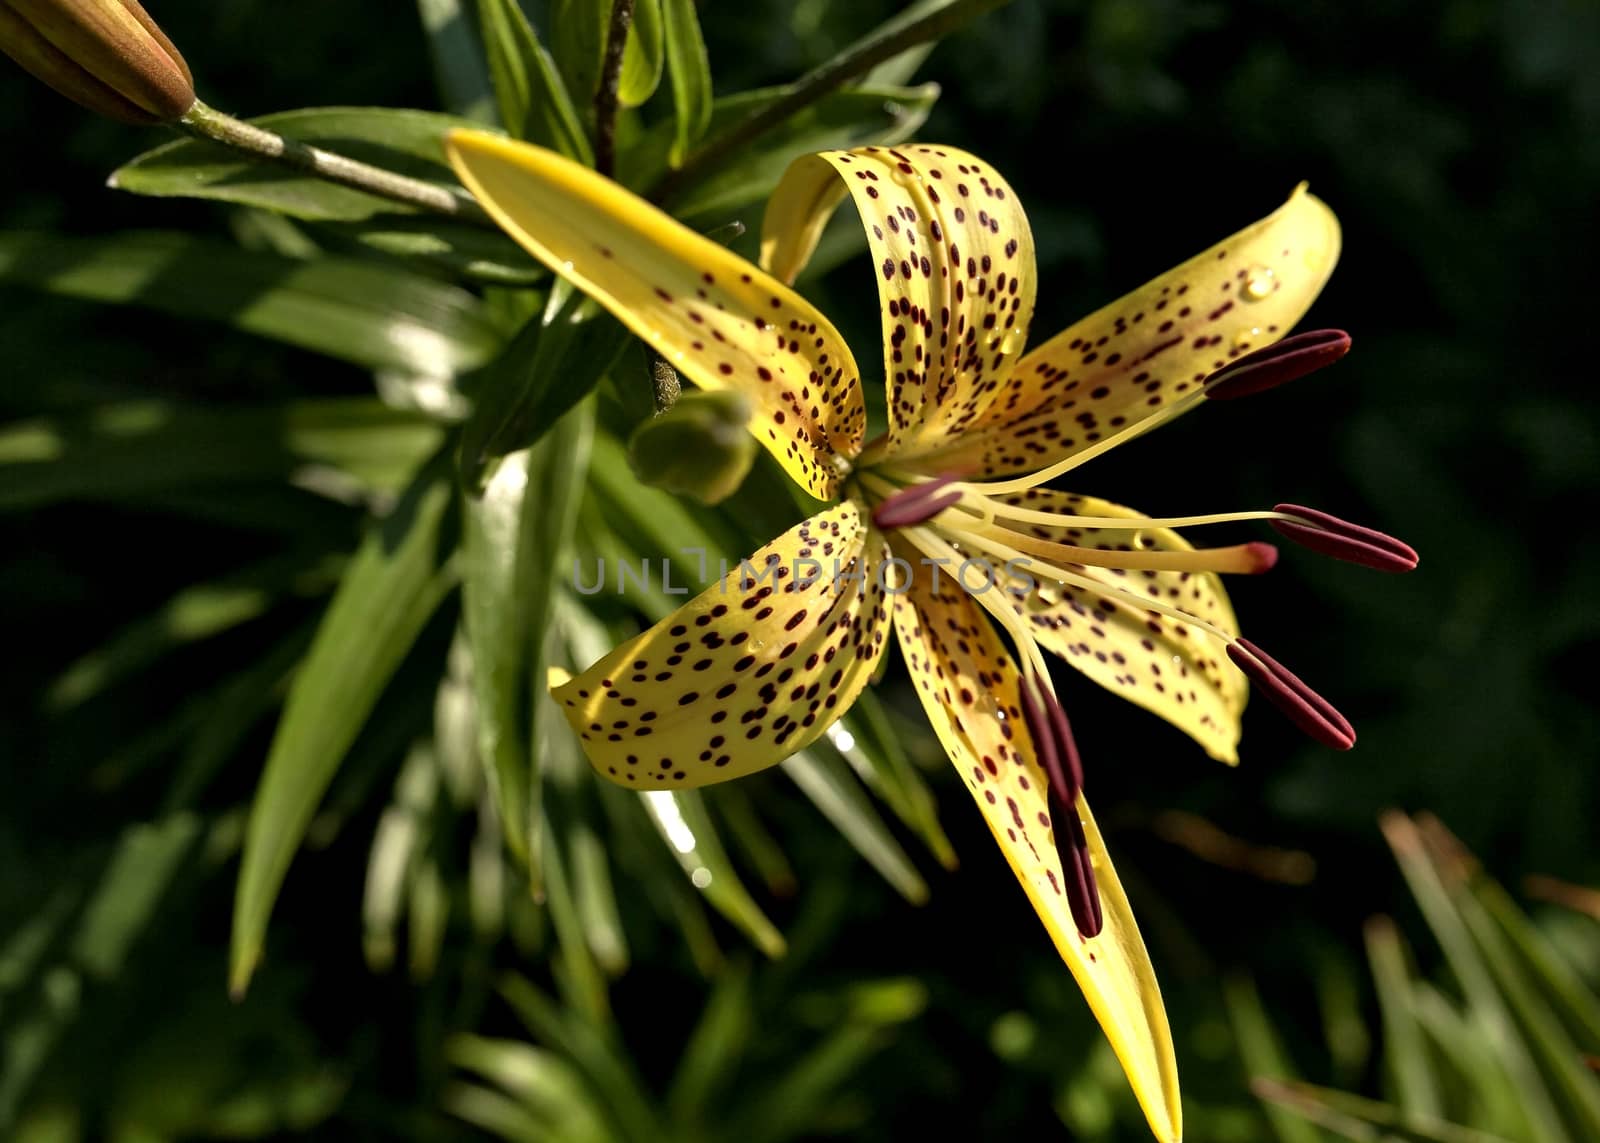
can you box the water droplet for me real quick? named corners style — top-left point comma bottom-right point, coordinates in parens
top-left (1241, 265), bottom-right (1275, 302)
top-left (998, 328), bottom-right (1026, 356)
top-left (1231, 326), bottom-right (1262, 353)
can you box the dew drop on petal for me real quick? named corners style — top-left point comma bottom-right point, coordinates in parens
top-left (1241, 266), bottom-right (1275, 301)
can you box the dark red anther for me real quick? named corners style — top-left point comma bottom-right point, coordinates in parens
top-left (1226, 638), bottom-right (1356, 750)
top-left (1059, 808), bottom-right (1104, 939)
top-left (1041, 684), bottom-right (1086, 796)
top-left (1203, 329), bottom-right (1352, 401)
top-left (1020, 675), bottom-right (1101, 938)
top-left (871, 472), bottom-right (964, 529)
top-left (1270, 504), bottom-right (1418, 573)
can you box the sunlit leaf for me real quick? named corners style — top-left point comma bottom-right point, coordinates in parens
top-left (110, 108), bottom-right (486, 222)
top-left (661, 0), bottom-right (711, 166)
top-left (231, 452), bottom-right (459, 995)
top-left (0, 231), bottom-right (502, 375)
top-left (480, 0), bottom-right (593, 160)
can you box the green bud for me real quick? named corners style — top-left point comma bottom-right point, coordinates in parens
top-left (627, 391), bottom-right (758, 505)
top-left (0, 0), bottom-right (195, 124)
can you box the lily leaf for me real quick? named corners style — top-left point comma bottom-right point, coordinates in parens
top-left (231, 451), bottom-right (460, 996)
top-left (618, 83), bottom-right (941, 224)
top-left (781, 750), bottom-right (929, 905)
top-left (0, 231), bottom-right (502, 375)
top-left (618, 0), bottom-right (664, 109)
top-left (462, 403), bottom-right (594, 866)
top-left (459, 285), bottom-right (629, 489)
top-left (1252, 1077), bottom-right (1518, 1143)
top-left (312, 216), bottom-right (544, 286)
top-left (111, 107), bottom-right (485, 222)
top-left (479, 0), bottom-right (593, 160)
top-left (661, 0), bottom-right (712, 166)
top-left (641, 789), bottom-right (785, 958)
top-left (416, 0), bottom-right (498, 122)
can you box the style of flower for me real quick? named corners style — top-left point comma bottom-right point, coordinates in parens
top-left (445, 131), bottom-right (1416, 1143)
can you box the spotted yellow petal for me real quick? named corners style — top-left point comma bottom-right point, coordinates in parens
top-left (890, 571), bottom-right (1181, 1143)
top-left (912, 184), bottom-right (1339, 478)
top-left (445, 130), bottom-right (866, 499)
top-left (553, 501), bottom-right (892, 787)
top-left (992, 489), bottom-right (1246, 763)
top-left (760, 145), bottom-right (1037, 459)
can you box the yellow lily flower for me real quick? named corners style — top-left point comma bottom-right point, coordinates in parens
top-left (445, 132), bottom-right (1416, 1143)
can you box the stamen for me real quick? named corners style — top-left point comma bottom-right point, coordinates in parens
top-left (940, 525), bottom-right (1242, 647)
top-left (989, 525), bottom-right (1279, 576)
top-left (1040, 683), bottom-right (1087, 796)
top-left (1018, 674), bottom-right (1100, 938)
top-left (1059, 807), bottom-right (1104, 939)
top-left (870, 471), bottom-right (965, 530)
top-left (1225, 637), bottom-right (1355, 750)
top-left (1203, 329), bottom-right (1352, 401)
top-left (1019, 676), bottom-right (1079, 804)
top-left (1270, 503), bottom-right (1418, 573)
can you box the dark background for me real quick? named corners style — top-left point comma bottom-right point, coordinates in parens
top-left (2, 0), bottom-right (1596, 1138)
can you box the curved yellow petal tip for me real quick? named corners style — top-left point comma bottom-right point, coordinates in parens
top-left (547, 666), bottom-right (573, 690)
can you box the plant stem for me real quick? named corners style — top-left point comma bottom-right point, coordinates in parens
top-left (593, 0), bottom-right (636, 177)
top-left (648, 0), bottom-right (1008, 204)
top-left (176, 100), bottom-right (494, 226)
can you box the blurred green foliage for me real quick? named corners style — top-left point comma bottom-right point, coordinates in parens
top-left (2, 0), bottom-right (1596, 1139)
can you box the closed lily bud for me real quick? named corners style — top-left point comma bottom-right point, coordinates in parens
top-left (627, 391), bottom-right (758, 505)
top-left (0, 0), bottom-right (194, 124)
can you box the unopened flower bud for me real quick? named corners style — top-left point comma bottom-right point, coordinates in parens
top-left (627, 391), bottom-right (758, 505)
top-left (0, 0), bottom-right (194, 124)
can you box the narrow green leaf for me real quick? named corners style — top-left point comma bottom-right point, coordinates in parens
top-left (0, 399), bottom-right (443, 512)
top-left (547, 0), bottom-right (609, 110)
top-left (1450, 873), bottom-right (1600, 1134)
top-left (1365, 916), bottom-right (1443, 1118)
top-left (447, 1035), bottom-right (613, 1143)
top-left (1223, 975), bottom-right (1322, 1143)
top-left (47, 552), bottom-right (340, 711)
top-left (1251, 1077), bottom-right (1518, 1143)
top-left (728, 985), bottom-right (922, 1143)
top-left (459, 286), bottom-right (628, 488)
top-left (444, 1082), bottom-right (551, 1143)
top-left (666, 962), bottom-right (752, 1125)
top-left (497, 974), bottom-right (664, 1141)
top-left (1410, 983), bottom-right (1530, 1138)
top-left (231, 452), bottom-right (460, 995)
top-left (417, 0), bottom-right (498, 121)
top-left (829, 693), bottom-right (957, 870)
top-left (71, 816), bottom-right (202, 980)
top-left (710, 785), bottom-right (797, 898)
top-left (620, 84), bottom-right (941, 223)
top-left (362, 743), bottom-right (437, 972)
top-left (1474, 875), bottom-right (1600, 1046)
top-left (110, 107), bottom-right (487, 222)
top-left (312, 216), bottom-right (543, 285)
top-left (640, 789), bottom-right (785, 958)
top-left (477, 0), bottom-right (593, 160)
top-left (1381, 812), bottom-right (1568, 1143)
top-left (407, 850), bottom-right (450, 981)
top-left (617, 0), bottom-right (664, 108)
top-left (782, 750), bottom-right (928, 905)
top-left (0, 231), bottom-right (501, 375)
top-left (661, 0), bottom-right (712, 166)
top-left (568, 825), bottom-right (629, 976)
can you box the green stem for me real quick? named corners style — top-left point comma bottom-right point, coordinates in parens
top-left (593, 0), bottom-right (637, 178)
top-left (648, 0), bottom-right (1009, 204)
top-left (176, 99), bottom-right (493, 226)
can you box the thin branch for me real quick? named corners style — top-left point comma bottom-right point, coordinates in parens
top-left (593, 0), bottom-right (636, 177)
top-left (648, 0), bottom-right (1008, 203)
top-left (175, 100), bottom-right (493, 226)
